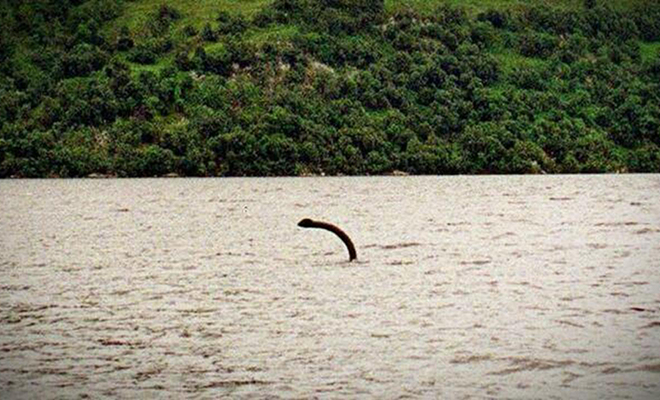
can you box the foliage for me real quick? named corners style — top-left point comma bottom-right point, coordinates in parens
top-left (1, 0), bottom-right (660, 177)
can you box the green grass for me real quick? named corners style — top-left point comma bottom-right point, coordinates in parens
top-left (111, 0), bottom-right (298, 48)
top-left (494, 49), bottom-right (550, 73)
top-left (247, 25), bottom-right (301, 45)
top-left (111, 0), bottom-right (657, 33)
top-left (111, 0), bottom-right (658, 34)
top-left (640, 41), bottom-right (660, 63)
top-left (385, 0), bottom-right (653, 14)
top-left (125, 54), bottom-right (175, 75)
top-left (113, 0), bottom-right (270, 31)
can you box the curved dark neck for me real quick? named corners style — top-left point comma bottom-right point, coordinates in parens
top-left (304, 220), bottom-right (357, 261)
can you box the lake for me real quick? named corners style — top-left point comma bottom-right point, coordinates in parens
top-left (1, 175), bottom-right (659, 399)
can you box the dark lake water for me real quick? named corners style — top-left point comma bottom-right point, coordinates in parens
top-left (1, 175), bottom-right (659, 398)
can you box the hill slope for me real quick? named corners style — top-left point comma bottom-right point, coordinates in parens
top-left (1, 0), bottom-right (660, 177)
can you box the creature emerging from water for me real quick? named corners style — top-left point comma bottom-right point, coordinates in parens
top-left (297, 218), bottom-right (357, 262)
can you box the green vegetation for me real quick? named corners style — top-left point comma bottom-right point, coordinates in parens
top-left (1, 0), bottom-right (659, 177)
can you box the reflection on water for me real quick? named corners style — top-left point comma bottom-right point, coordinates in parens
top-left (1, 175), bottom-right (659, 398)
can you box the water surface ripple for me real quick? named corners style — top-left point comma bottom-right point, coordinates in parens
top-left (1, 175), bottom-right (659, 399)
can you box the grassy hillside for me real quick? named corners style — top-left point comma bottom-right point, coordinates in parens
top-left (114, 0), bottom-right (269, 31)
top-left (115, 0), bottom-right (656, 25)
top-left (388, 0), bottom-right (653, 13)
top-left (1, 0), bottom-right (660, 177)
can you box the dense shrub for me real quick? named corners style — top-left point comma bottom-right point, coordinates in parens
top-left (147, 4), bottom-right (181, 35)
top-left (115, 26), bottom-right (133, 51)
top-left (128, 38), bottom-right (172, 64)
top-left (477, 9), bottom-right (509, 29)
top-left (518, 31), bottom-right (559, 58)
top-left (59, 43), bottom-right (108, 77)
top-left (216, 11), bottom-right (249, 36)
top-left (632, 4), bottom-right (660, 41)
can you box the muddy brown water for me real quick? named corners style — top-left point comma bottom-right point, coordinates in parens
top-left (1, 175), bottom-right (659, 399)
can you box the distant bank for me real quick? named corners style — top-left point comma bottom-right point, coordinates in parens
top-left (1, 0), bottom-right (659, 178)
